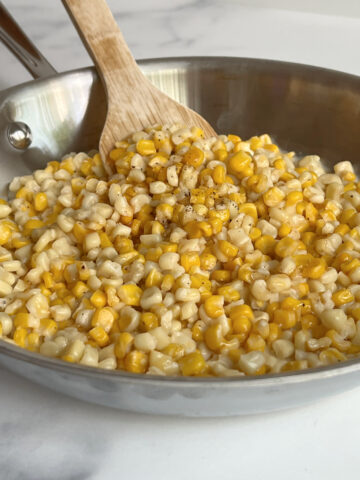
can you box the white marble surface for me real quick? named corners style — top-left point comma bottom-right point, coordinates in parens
top-left (1, 1), bottom-right (360, 479)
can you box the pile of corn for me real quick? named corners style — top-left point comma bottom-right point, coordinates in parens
top-left (0, 124), bottom-right (360, 376)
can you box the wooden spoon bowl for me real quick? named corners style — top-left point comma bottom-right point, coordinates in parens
top-left (62, 0), bottom-right (216, 166)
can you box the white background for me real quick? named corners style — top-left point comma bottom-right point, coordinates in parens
top-left (1, 1), bottom-right (360, 479)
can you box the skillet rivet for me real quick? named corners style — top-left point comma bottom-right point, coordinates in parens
top-left (7, 122), bottom-right (32, 150)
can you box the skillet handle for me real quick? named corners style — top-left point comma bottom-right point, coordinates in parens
top-left (0, 1), bottom-right (57, 79)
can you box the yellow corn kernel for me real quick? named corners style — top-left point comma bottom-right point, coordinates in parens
top-left (162, 343), bottom-right (185, 361)
top-left (139, 312), bottom-right (159, 332)
top-left (0, 224), bottom-right (11, 246)
top-left (250, 136), bottom-right (263, 150)
top-left (99, 232), bottom-right (113, 248)
top-left (39, 318), bottom-right (58, 337)
top-left (215, 149), bottom-right (228, 162)
top-left (89, 326), bottom-right (109, 347)
top-left (47, 160), bottom-right (60, 172)
top-left (247, 174), bottom-right (268, 194)
top-left (91, 307), bottom-right (115, 332)
top-left (34, 192), bottom-right (48, 212)
top-left (90, 290), bottom-right (107, 308)
top-left (305, 203), bottom-right (318, 222)
top-left (332, 289), bottom-right (354, 306)
top-left (16, 186), bottom-right (32, 201)
top-left (281, 297), bottom-right (302, 311)
top-left (27, 332), bottom-right (40, 351)
top-left (264, 142), bottom-right (279, 152)
top-left (245, 333), bottom-right (266, 352)
top-left (115, 332), bottom-right (134, 359)
top-left (326, 329), bottom-right (351, 352)
top-left (204, 323), bottom-right (224, 352)
top-left (249, 227), bottom-right (262, 241)
top-left (228, 134), bottom-right (241, 143)
top-left (175, 141), bottom-right (191, 153)
top-left (335, 224), bottom-right (350, 236)
top-left (40, 286), bottom-right (52, 297)
top-left (208, 217), bottom-right (223, 235)
top-left (22, 219), bottom-right (44, 235)
top-left (286, 191), bottom-right (303, 206)
top-left (268, 323), bottom-right (280, 343)
top-left (145, 269), bottom-right (163, 289)
top-left (273, 158), bottom-right (285, 170)
top-left (190, 126), bottom-right (204, 140)
top-left (14, 312), bottom-right (32, 328)
top-left (200, 252), bottom-right (217, 271)
top-left (344, 182), bottom-right (355, 193)
top-left (263, 187), bottom-right (285, 207)
top-left (228, 348), bottom-right (242, 366)
top-left (190, 274), bottom-right (212, 291)
top-left (340, 208), bottom-right (356, 224)
top-left (12, 237), bottom-right (30, 249)
top-left (190, 188), bottom-right (206, 204)
top-left (114, 237), bottom-right (133, 254)
top-left (275, 237), bottom-right (299, 258)
top-left (210, 270), bottom-right (232, 283)
top-left (161, 274), bottom-right (175, 292)
top-left (124, 350), bottom-right (148, 373)
top-left (301, 232), bottom-right (316, 248)
top-left (180, 252), bottom-right (201, 272)
top-left (72, 281), bottom-right (89, 298)
top-left (218, 240), bottom-right (238, 259)
top-left (342, 258), bottom-right (360, 273)
top-left (281, 360), bottom-right (307, 372)
top-left (156, 203), bottom-right (173, 221)
top-left (136, 139), bottom-right (156, 156)
top-left (319, 348), bottom-right (346, 364)
top-left (41, 272), bottom-right (54, 289)
top-left (273, 309), bottom-right (297, 329)
top-left (237, 203), bottom-right (258, 220)
top-left (232, 315), bottom-right (252, 336)
top-left (204, 295), bottom-right (224, 318)
top-left (73, 222), bottom-right (89, 243)
top-left (302, 257), bottom-right (327, 279)
top-left (117, 284), bottom-right (143, 306)
top-left (217, 285), bottom-right (240, 303)
top-left (183, 146), bottom-right (205, 167)
top-left (208, 209), bottom-right (230, 223)
top-left (212, 165), bottom-right (226, 184)
top-left (230, 304), bottom-right (254, 321)
top-left (254, 235), bottom-right (276, 255)
top-left (79, 159), bottom-right (92, 176)
top-left (179, 351), bottom-right (206, 376)
top-left (301, 314), bottom-right (318, 330)
top-left (71, 178), bottom-right (85, 195)
top-left (13, 326), bottom-right (27, 347)
top-left (228, 151), bottom-right (252, 173)
top-left (143, 248), bottom-right (161, 263)
top-left (237, 267), bottom-right (252, 283)
top-left (267, 302), bottom-right (280, 318)
top-left (344, 171), bottom-right (356, 182)
top-left (191, 321), bottom-right (204, 342)
top-left (278, 224), bottom-right (291, 237)
top-left (229, 192), bottom-right (246, 204)
top-left (297, 282), bottom-right (310, 298)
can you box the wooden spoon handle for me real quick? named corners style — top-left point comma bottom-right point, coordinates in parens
top-left (62, 0), bottom-right (140, 96)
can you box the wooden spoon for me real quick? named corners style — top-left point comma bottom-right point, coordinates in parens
top-left (61, 0), bottom-right (216, 166)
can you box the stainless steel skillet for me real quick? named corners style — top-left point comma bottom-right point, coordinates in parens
top-left (1, 4), bottom-right (360, 416)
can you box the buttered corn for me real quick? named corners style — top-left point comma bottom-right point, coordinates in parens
top-left (1, 124), bottom-right (360, 377)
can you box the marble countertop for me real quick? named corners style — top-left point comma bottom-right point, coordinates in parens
top-left (1, 1), bottom-right (360, 479)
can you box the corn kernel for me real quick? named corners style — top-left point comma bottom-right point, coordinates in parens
top-left (179, 351), bottom-right (206, 376)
